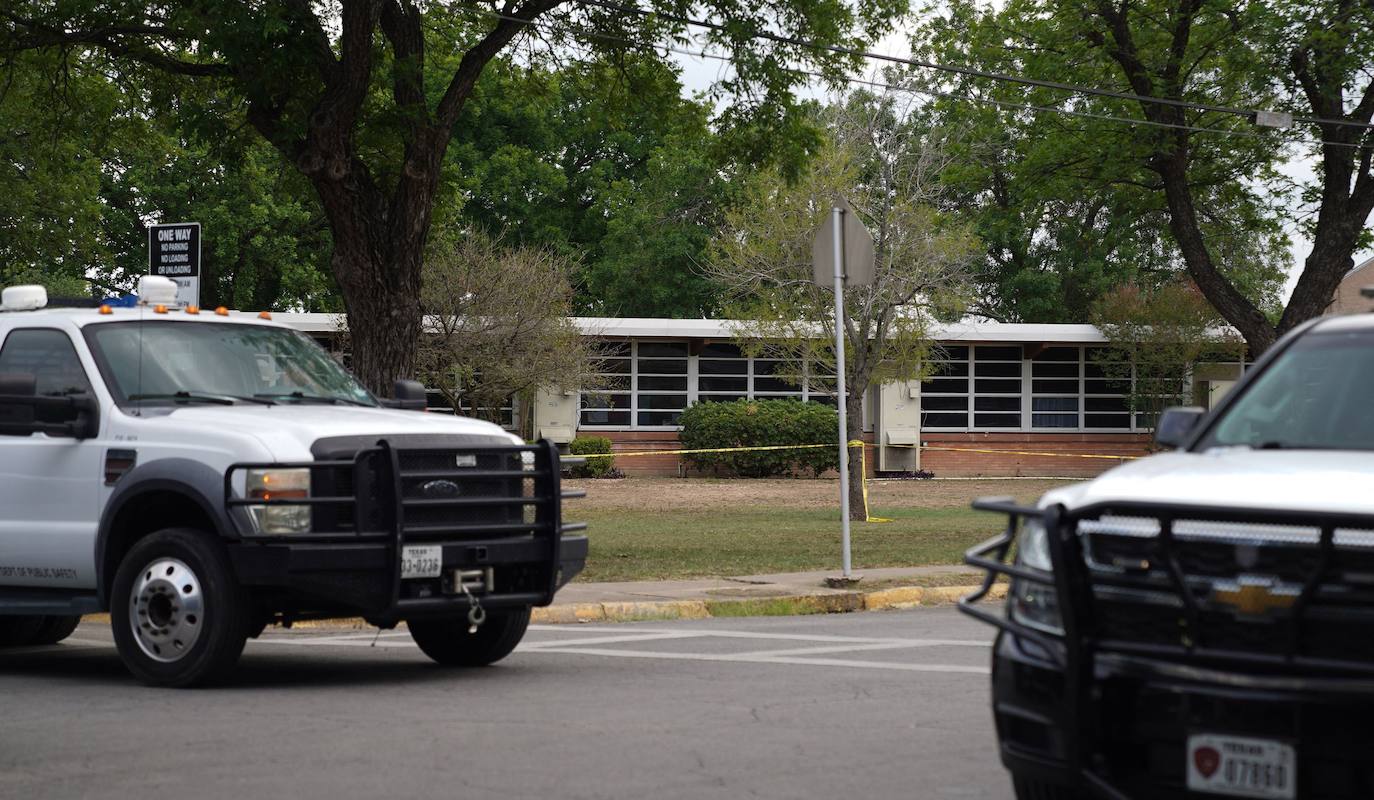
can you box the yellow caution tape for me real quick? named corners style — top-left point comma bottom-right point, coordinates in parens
top-left (575, 443), bottom-right (833, 459)
top-left (851, 439), bottom-right (892, 523)
top-left (575, 441), bottom-right (1136, 462)
top-left (904, 444), bottom-right (1137, 461)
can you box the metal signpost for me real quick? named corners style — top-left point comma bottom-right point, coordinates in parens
top-left (811, 199), bottom-right (874, 579)
top-left (147, 222), bottom-right (201, 307)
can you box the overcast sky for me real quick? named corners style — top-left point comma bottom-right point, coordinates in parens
top-left (668, 29), bottom-right (1373, 304)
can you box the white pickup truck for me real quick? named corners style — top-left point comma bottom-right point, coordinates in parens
top-left (0, 279), bottom-right (587, 687)
top-left (961, 312), bottom-right (1374, 800)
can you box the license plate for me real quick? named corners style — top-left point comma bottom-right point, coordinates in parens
top-left (400, 545), bottom-right (443, 579)
top-left (1186, 734), bottom-right (1296, 799)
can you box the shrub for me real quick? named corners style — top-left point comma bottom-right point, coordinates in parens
top-left (567, 436), bottom-right (616, 478)
top-left (678, 399), bottom-right (839, 478)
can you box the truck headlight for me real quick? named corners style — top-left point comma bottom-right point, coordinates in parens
top-left (245, 468), bottom-right (311, 534)
top-left (1010, 517), bottom-right (1064, 635)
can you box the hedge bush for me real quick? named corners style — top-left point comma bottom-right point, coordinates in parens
top-left (567, 436), bottom-right (616, 478)
top-left (678, 399), bottom-right (838, 478)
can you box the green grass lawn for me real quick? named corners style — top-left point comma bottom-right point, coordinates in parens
top-left (576, 505), bottom-right (1005, 582)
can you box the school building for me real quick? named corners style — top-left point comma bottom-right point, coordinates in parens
top-left (278, 314), bottom-right (1254, 479)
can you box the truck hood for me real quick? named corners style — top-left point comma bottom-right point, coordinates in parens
top-left (156, 405), bottom-right (521, 461)
top-left (1042, 448), bottom-right (1374, 516)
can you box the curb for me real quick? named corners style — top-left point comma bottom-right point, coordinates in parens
top-left (79, 583), bottom-right (1007, 630)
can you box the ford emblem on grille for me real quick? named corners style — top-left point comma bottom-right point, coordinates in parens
top-left (421, 479), bottom-right (462, 498)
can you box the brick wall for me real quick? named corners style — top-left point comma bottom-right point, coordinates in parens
top-left (593, 429), bottom-right (1149, 478)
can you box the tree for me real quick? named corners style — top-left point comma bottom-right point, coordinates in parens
top-left (5, 0), bottom-right (908, 391)
top-left (1091, 280), bottom-right (1244, 429)
top-left (414, 228), bottom-right (593, 439)
top-left (709, 88), bottom-right (979, 520)
top-left (445, 55), bottom-right (735, 317)
top-left (912, 0), bottom-right (1289, 325)
top-left (917, 0), bottom-right (1374, 353)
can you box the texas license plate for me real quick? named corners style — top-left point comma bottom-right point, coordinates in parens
top-left (400, 545), bottom-right (443, 579)
top-left (1186, 734), bottom-right (1296, 799)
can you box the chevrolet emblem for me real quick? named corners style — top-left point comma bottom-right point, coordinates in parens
top-left (1212, 578), bottom-right (1299, 616)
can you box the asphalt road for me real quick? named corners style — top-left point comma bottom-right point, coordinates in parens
top-left (0, 609), bottom-right (1009, 800)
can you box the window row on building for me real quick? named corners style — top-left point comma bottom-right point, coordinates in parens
top-left (578, 341), bottom-right (1175, 432)
top-left (580, 342), bottom-right (837, 428)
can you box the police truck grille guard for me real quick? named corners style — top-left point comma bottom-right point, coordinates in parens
top-left (959, 499), bottom-right (1374, 799)
top-left (224, 439), bottom-right (586, 613)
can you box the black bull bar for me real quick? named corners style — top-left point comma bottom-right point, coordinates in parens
top-left (958, 497), bottom-right (1374, 799)
top-left (223, 438), bottom-right (587, 621)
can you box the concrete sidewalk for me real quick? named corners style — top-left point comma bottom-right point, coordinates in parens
top-left (529, 564), bottom-right (1006, 624)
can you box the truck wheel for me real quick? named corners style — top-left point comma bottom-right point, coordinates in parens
top-left (0, 616), bottom-right (46, 647)
top-left (110, 529), bottom-right (250, 687)
top-left (1012, 775), bottom-right (1085, 800)
top-left (407, 607), bottom-right (531, 667)
top-left (29, 615), bottom-right (82, 645)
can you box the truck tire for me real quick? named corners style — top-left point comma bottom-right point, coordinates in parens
top-left (1012, 775), bottom-right (1085, 800)
top-left (0, 616), bottom-right (46, 647)
top-left (110, 529), bottom-right (250, 687)
top-left (29, 615), bottom-right (82, 645)
top-left (407, 607), bottom-right (531, 667)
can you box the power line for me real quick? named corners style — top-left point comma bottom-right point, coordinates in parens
top-left (455, 4), bottom-right (1369, 151)
top-left (574, 0), bottom-right (1374, 136)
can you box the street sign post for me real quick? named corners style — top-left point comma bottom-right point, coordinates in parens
top-left (810, 199), bottom-right (874, 580)
top-left (147, 222), bottom-right (201, 307)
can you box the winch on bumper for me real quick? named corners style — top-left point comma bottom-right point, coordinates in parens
top-left (959, 498), bottom-right (1374, 800)
top-left (221, 438), bottom-right (587, 626)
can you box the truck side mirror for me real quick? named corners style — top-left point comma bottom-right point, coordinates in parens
top-left (68, 393), bottom-right (100, 439)
top-left (0, 373), bottom-right (37, 435)
top-left (1154, 406), bottom-right (1204, 449)
top-left (387, 379), bottom-right (428, 411)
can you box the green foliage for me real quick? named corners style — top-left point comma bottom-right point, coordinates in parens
top-left (567, 436), bottom-right (616, 478)
top-left (911, 0), bottom-right (1290, 323)
top-left (678, 399), bottom-right (838, 478)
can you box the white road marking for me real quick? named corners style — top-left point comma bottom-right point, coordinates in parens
top-left (725, 641), bottom-right (949, 659)
top-left (528, 624), bottom-right (991, 647)
top-left (520, 646), bottom-right (990, 675)
top-left (519, 632), bottom-right (708, 649)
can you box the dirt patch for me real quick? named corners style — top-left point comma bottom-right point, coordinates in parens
top-left (567, 476), bottom-right (1079, 513)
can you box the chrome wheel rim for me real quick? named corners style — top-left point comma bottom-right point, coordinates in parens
top-left (128, 558), bottom-right (204, 663)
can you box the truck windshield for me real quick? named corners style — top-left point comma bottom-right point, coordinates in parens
top-left (87, 322), bottom-right (377, 407)
top-left (1200, 328), bottom-right (1374, 451)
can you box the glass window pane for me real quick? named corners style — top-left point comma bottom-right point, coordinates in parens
top-left (1033, 414), bottom-right (1079, 428)
top-left (921, 378), bottom-right (968, 394)
top-left (698, 376), bottom-right (747, 392)
top-left (975, 378), bottom-right (1022, 394)
top-left (1032, 397), bottom-right (1078, 412)
top-left (755, 377), bottom-right (801, 393)
top-left (974, 413), bottom-right (1020, 428)
top-left (1085, 413), bottom-right (1131, 429)
top-left (976, 346), bottom-right (1023, 361)
top-left (1085, 379), bottom-right (1131, 394)
top-left (922, 412), bottom-right (967, 427)
top-left (975, 396), bottom-right (1020, 412)
top-left (638, 342), bottom-right (688, 358)
top-left (921, 396), bottom-right (967, 411)
top-left (1034, 347), bottom-right (1079, 362)
top-left (699, 359), bottom-right (747, 375)
top-left (637, 359), bottom-right (687, 375)
top-left (753, 360), bottom-right (785, 375)
top-left (1086, 397), bottom-right (1129, 413)
top-left (594, 358), bottom-right (631, 374)
top-left (1031, 362), bottom-right (1078, 378)
top-left (1032, 379), bottom-right (1080, 394)
top-left (638, 410), bottom-right (682, 426)
top-left (580, 409), bottom-right (630, 425)
top-left (929, 361), bottom-right (970, 377)
top-left (701, 343), bottom-right (742, 358)
top-left (598, 342), bottom-right (631, 358)
top-left (580, 393), bottom-right (630, 409)
top-left (974, 361), bottom-right (1022, 377)
top-left (936, 345), bottom-right (969, 360)
top-left (639, 375), bottom-right (688, 391)
top-left (639, 393), bottom-right (688, 409)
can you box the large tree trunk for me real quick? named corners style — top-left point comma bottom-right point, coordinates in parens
top-left (333, 239), bottom-right (424, 394)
